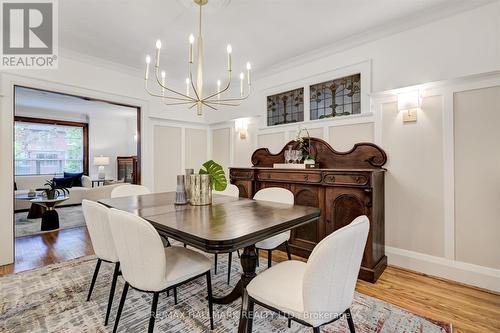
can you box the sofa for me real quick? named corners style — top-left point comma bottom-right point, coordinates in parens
top-left (15, 175), bottom-right (124, 211)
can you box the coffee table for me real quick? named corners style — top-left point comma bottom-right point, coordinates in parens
top-left (16, 194), bottom-right (69, 231)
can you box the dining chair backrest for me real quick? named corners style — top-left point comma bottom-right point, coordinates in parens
top-left (108, 208), bottom-right (167, 291)
top-left (214, 184), bottom-right (239, 198)
top-left (111, 184), bottom-right (151, 198)
top-left (82, 200), bottom-right (119, 262)
top-left (253, 187), bottom-right (294, 205)
top-left (302, 215), bottom-right (369, 327)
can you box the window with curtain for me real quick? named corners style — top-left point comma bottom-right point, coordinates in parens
top-left (14, 118), bottom-right (88, 176)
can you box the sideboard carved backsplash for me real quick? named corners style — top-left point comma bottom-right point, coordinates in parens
top-left (230, 138), bottom-right (387, 282)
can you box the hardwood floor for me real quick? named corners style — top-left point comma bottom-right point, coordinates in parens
top-left (1, 226), bottom-right (499, 333)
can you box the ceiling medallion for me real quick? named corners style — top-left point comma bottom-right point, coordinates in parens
top-left (144, 0), bottom-right (251, 116)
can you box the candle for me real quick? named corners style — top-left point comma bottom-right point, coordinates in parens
top-left (226, 44), bottom-right (232, 71)
top-left (186, 78), bottom-right (190, 96)
top-left (246, 62), bottom-right (252, 86)
top-left (155, 40), bottom-right (161, 67)
top-left (189, 34), bottom-right (194, 63)
top-left (145, 55), bottom-right (151, 80)
top-left (217, 80), bottom-right (221, 100)
top-left (239, 72), bottom-right (244, 97)
top-left (161, 71), bottom-right (166, 96)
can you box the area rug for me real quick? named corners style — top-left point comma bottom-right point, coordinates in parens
top-left (15, 205), bottom-right (86, 238)
top-left (0, 253), bottom-right (452, 333)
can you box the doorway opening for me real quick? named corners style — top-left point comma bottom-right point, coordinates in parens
top-left (12, 86), bottom-right (141, 258)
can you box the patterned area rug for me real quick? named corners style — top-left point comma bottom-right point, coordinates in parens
top-left (0, 253), bottom-right (452, 333)
top-left (15, 205), bottom-right (85, 238)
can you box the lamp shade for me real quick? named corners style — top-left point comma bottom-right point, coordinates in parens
top-left (397, 91), bottom-right (419, 111)
top-left (93, 156), bottom-right (110, 166)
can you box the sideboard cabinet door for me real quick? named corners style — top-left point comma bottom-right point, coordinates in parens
top-left (289, 184), bottom-right (324, 258)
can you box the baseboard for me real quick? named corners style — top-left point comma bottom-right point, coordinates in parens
top-left (385, 246), bottom-right (500, 293)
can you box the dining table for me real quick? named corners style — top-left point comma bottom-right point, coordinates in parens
top-left (99, 191), bottom-right (320, 332)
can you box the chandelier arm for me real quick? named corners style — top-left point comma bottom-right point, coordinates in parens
top-left (145, 81), bottom-right (194, 101)
top-left (163, 101), bottom-right (199, 106)
top-left (188, 64), bottom-right (201, 101)
top-left (204, 101), bottom-right (240, 107)
top-left (189, 103), bottom-right (198, 109)
top-left (154, 69), bottom-right (195, 101)
top-left (201, 70), bottom-right (232, 101)
top-left (201, 101), bottom-right (218, 111)
top-left (205, 91), bottom-right (251, 102)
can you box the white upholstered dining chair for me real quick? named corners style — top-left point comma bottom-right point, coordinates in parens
top-left (108, 208), bottom-right (214, 333)
top-left (214, 184), bottom-right (241, 284)
top-left (110, 184), bottom-right (151, 198)
top-left (254, 187), bottom-right (294, 267)
top-left (82, 199), bottom-right (120, 326)
top-left (245, 215), bottom-right (370, 333)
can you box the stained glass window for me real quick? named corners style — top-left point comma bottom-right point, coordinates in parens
top-left (310, 74), bottom-right (361, 120)
top-left (267, 88), bottom-right (304, 126)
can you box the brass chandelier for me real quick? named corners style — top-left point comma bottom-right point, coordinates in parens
top-left (144, 0), bottom-right (252, 116)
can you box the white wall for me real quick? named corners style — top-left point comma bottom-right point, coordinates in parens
top-left (88, 112), bottom-right (137, 179)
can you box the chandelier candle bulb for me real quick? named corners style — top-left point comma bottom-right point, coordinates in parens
top-left (144, 55), bottom-right (151, 80)
top-left (226, 44), bottom-right (232, 71)
top-left (189, 34), bottom-right (194, 63)
top-left (246, 62), bottom-right (251, 85)
top-left (155, 40), bottom-right (161, 67)
top-left (239, 72), bottom-right (244, 97)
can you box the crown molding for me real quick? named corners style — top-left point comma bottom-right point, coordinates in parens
top-left (59, 47), bottom-right (143, 79)
top-left (253, 0), bottom-right (497, 82)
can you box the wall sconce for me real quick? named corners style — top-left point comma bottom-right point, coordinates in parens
top-left (397, 90), bottom-right (420, 123)
top-left (235, 118), bottom-right (249, 139)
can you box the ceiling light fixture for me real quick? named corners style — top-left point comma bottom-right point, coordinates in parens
top-left (143, 0), bottom-right (251, 116)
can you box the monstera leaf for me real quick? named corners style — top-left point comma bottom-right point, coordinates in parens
top-left (199, 160), bottom-right (227, 191)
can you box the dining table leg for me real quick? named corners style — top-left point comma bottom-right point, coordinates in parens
top-left (211, 245), bottom-right (258, 306)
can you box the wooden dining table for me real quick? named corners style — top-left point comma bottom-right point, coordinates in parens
top-left (99, 191), bottom-right (320, 332)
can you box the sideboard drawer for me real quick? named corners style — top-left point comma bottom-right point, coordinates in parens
top-left (257, 171), bottom-right (322, 183)
top-left (230, 169), bottom-right (254, 180)
top-left (323, 173), bottom-right (370, 186)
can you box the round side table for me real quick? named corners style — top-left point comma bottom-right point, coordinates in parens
top-left (30, 196), bottom-right (69, 231)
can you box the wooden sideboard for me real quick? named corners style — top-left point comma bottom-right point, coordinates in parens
top-left (229, 138), bottom-right (387, 282)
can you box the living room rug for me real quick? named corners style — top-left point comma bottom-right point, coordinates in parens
top-left (15, 205), bottom-right (86, 238)
top-left (0, 253), bottom-right (452, 333)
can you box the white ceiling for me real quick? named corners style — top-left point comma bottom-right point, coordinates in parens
top-left (59, 0), bottom-right (488, 85)
top-left (15, 87), bottom-right (137, 118)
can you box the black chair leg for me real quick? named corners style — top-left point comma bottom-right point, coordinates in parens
top-left (267, 250), bottom-right (272, 268)
top-left (206, 272), bottom-right (214, 330)
top-left (173, 286), bottom-right (178, 305)
top-left (148, 292), bottom-right (159, 333)
top-left (313, 327), bottom-right (321, 333)
top-left (247, 297), bottom-right (255, 333)
top-left (284, 241), bottom-right (292, 260)
top-left (227, 252), bottom-right (232, 285)
top-left (237, 249), bottom-right (241, 258)
top-left (288, 318), bottom-right (291, 328)
top-left (86, 259), bottom-right (102, 301)
top-left (345, 308), bottom-right (356, 333)
top-left (113, 282), bottom-right (129, 333)
top-left (256, 249), bottom-right (259, 267)
top-left (105, 262), bottom-right (120, 326)
top-left (214, 253), bottom-right (218, 275)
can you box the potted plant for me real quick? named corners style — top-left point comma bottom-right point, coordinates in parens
top-left (189, 160), bottom-right (227, 205)
top-left (43, 180), bottom-right (69, 200)
top-left (295, 127), bottom-right (315, 164)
